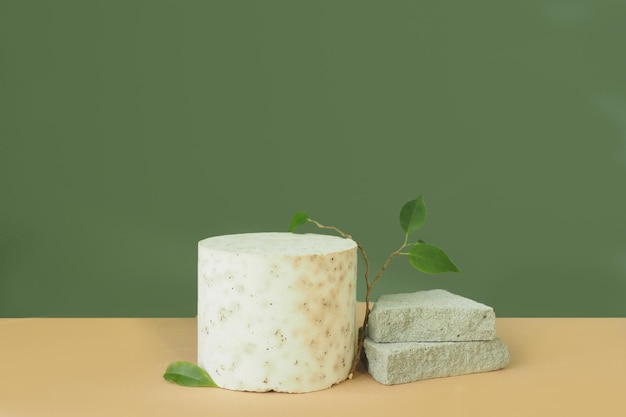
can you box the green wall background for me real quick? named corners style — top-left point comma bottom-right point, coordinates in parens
top-left (1, 1), bottom-right (625, 317)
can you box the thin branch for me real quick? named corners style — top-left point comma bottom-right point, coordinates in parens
top-left (309, 219), bottom-right (353, 240)
top-left (369, 243), bottom-right (409, 290)
top-left (308, 218), bottom-right (411, 380)
top-left (307, 219), bottom-right (373, 379)
top-left (347, 241), bottom-right (409, 378)
top-left (309, 219), bottom-right (370, 289)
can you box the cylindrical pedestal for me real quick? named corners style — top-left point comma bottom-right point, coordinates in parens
top-left (198, 232), bottom-right (357, 393)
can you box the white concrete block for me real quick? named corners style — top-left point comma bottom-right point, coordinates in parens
top-left (368, 289), bottom-right (496, 342)
top-left (198, 232), bottom-right (357, 393)
top-left (364, 337), bottom-right (510, 385)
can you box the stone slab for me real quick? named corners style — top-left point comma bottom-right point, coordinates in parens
top-left (364, 337), bottom-right (510, 385)
top-left (368, 289), bottom-right (496, 342)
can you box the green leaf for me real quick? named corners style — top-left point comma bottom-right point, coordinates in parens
top-left (163, 361), bottom-right (218, 387)
top-left (288, 211), bottom-right (310, 232)
top-left (408, 243), bottom-right (460, 274)
top-left (399, 196), bottom-right (427, 235)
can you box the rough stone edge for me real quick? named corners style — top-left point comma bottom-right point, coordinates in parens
top-left (368, 290), bottom-right (497, 342)
top-left (364, 337), bottom-right (510, 385)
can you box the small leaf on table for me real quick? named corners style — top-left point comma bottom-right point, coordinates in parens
top-left (163, 361), bottom-right (218, 387)
top-left (408, 243), bottom-right (460, 274)
top-left (400, 196), bottom-right (427, 235)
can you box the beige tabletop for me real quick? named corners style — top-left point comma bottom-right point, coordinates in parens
top-left (1, 306), bottom-right (625, 417)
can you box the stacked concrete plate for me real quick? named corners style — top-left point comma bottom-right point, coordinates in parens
top-left (364, 289), bottom-right (510, 385)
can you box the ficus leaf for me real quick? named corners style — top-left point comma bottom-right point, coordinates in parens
top-left (288, 211), bottom-right (310, 232)
top-left (408, 243), bottom-right (460, 274)
top-left (399, 196), bottom-right (427, 235)
top-left (163, 361), bottom-right (218, 387)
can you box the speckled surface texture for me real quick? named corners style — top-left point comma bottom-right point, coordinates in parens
top-left (198, 232), bottom-right (357, 393)
top-left (368, 289), bottom-right (496, 342)
top-left (364, 337), bottom-right (510, 385)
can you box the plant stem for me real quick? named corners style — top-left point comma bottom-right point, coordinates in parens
top-left (308, 219), bottom-right (407, 380)
top-left (348, 242), bottom-right (407, 379)
top-left (369, 244), bottom-right (407, 291)
top-left (308, 220), bottom-right (368, 378)
top-left (309, 219), bottom-right (370, 288)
